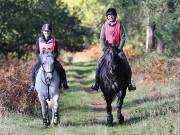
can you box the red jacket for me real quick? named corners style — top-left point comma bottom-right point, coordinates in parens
top-left (104, 21), bottom-right (121, 45)
top-left (39, 37), bottom-right (56, 54)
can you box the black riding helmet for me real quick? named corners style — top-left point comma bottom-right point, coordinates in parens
top-left (42, 23), bottom-right (52, 32)
top-left (106, 8), bottom-right (117, 17)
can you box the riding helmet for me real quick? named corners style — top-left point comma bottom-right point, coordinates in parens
top-left (106, 8), bottom-right (117, 16)
top-left (42, 23), bottom-right (52, 32)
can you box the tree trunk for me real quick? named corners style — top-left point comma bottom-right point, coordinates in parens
top-left (145, 17), bottom-right (154, 53)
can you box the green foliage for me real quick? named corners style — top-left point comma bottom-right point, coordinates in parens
top-left (155, 0), bottom-right (180, 57)
top-left (61, 0), bottom-right (105, 42)
top-left (98, 0), bottom-right (180, 57)
top-left (0, 0), bottom-right (179, 58)
top-left (0, 0), bottom-right (93, 57)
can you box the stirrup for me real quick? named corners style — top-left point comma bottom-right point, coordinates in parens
top-left (28, 84), bottom-right (35, 92)
top-left (128, 84), bottom-right (136, 91)
top-left (91, 84), bottom-right (99, 91)
top-left (63, 83), bottom-right (69, 89)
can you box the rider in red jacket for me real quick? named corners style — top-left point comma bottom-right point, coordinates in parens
top-left (91, 8), bottom-right (136, 91)
top-left (29, 24), bottom-right (69, 92)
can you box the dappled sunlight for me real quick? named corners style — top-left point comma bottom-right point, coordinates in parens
top-left (62, 46), bottom-right (101, 62)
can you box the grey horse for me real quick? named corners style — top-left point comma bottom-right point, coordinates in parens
top-left (35, 50), bottom-right (60, 127)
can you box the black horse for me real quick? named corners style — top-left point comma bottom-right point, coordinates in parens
top-left (99, 46), bottom-right (128, 126)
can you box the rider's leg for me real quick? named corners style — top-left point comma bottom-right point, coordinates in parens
top-left (54, 61), bottom-right (69, 89)
top-left (91, 55), bottom-right (105, 91)
top-left (28, 62), bottom-right (41, 92)
top-left (119, 52), bottom-right (136, 91)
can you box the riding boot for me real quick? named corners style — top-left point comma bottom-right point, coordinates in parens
top-left (43, 118), bottom-right (49, 128)
top-left (91, 55), bottom-right (105, 91)
top-left (62, 73), bottom-right (69, 89)
top-left (28, 72), bottom-right (35, 93)
top-left (28, 81), bottom-right (35, 93)
top-left (126, 68), bottom-right (136, 91)
top-left (128, 83), bottom-right (136, 91)
top-left (121, 53), bottom-right (136, 91)
top-left (55, 61), bottom-right (69, 90)
top-left (91, 75), bottom-right (99, 91)
top-left (61, 69), bottom-right (69, 89)
top-left (91, 65), bottom-right (100, 91)
top-left (28, 62), bottom-right (41, 93)
top-left (59, 66), bottom-right (69, 89)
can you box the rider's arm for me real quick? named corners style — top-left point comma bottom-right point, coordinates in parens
top-left (35, 39), bottom-right (41, 63)
top-left (100, 24), bottom-right (108, 51)
top-left (118, 22), bottom-right (126, 50)
top-left (54, 40), bottom-right (59, 60)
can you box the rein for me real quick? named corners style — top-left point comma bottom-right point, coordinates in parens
top-left (41, 64), bottom-right (55, 101)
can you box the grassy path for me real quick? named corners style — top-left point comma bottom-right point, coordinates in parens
top-left (0, 60), bottom-right (179, 135)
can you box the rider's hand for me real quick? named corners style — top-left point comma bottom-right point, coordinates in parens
top-left (117, 49), bottom-right (122, 53)
top-left (113, 45), bottom-right (121, 53)
top-left (103, 47), bottom-right (108, 52)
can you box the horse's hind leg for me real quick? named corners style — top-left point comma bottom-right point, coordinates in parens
top-left (51, 94), bottom-right (60, 125)
top-left (39, 96), bottom-right (50, 127)
top-left (117, 91), bottom-right (126, 124)
top-left (105, 97), bottom-right (113, 127)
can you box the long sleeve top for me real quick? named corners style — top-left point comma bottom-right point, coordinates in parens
top-left (35, 35), bottom-right (59, 62)
top-left (100, 21), bottom-right (126, 51)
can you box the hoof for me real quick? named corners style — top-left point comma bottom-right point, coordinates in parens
top-left (117, 114), bottom-right (124, 124)
top-left (47, 119), bottom-right (50, 126)
top-left (107, 122), bottom-right (113, 127)
top-left (42, 123), bottom-right (49, 128)
top-left (53, 117), bottom-right (59, 126)
top-left (43, 118), bottom-right (50, 128)
top-left (107, 114), bottom-right (113, 127)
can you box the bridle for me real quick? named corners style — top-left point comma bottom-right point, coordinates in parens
top-left (40, 55), bottom-right (55, 101)
top-left (41, 63), bottom-right (54, 86)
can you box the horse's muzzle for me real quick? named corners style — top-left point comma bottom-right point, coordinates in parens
top-left (46, 73), bottom-right (52, 84)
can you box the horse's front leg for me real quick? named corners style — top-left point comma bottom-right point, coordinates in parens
top-left (116, 90), bottom-right (126, 124)
top-left (51, 94), bottom-right (60, 125)
top-left (38, 95), bottom-right (50, 127)
top-left (105, 97), bottom-right (113, 127)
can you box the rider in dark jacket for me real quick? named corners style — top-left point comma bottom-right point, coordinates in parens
top-left (91, 8), bottom-right (136, 91)
top-left (28, 24), bottom-right (69, 92)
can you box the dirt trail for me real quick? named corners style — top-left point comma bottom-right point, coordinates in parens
top-left (83, 57), bottom-right (180, 113)
top-left (0, 46), bottom-right (179, 115)
top-left (83, 88), bottom-right (106, 112)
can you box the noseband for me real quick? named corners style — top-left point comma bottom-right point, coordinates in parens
top-left (41, 63), bottom-right (54, 74)
top-left (41, 62), bottom-right (55, 86)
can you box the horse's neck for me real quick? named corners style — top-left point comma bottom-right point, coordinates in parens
top-left (101, 65), bottom-right (112, 78)
top-left (103, 63), bottom-right (121, 79)
top-left (39, 66), bottom-right (43, 73)
top-left (38, 66), bottom-right (44, 78)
